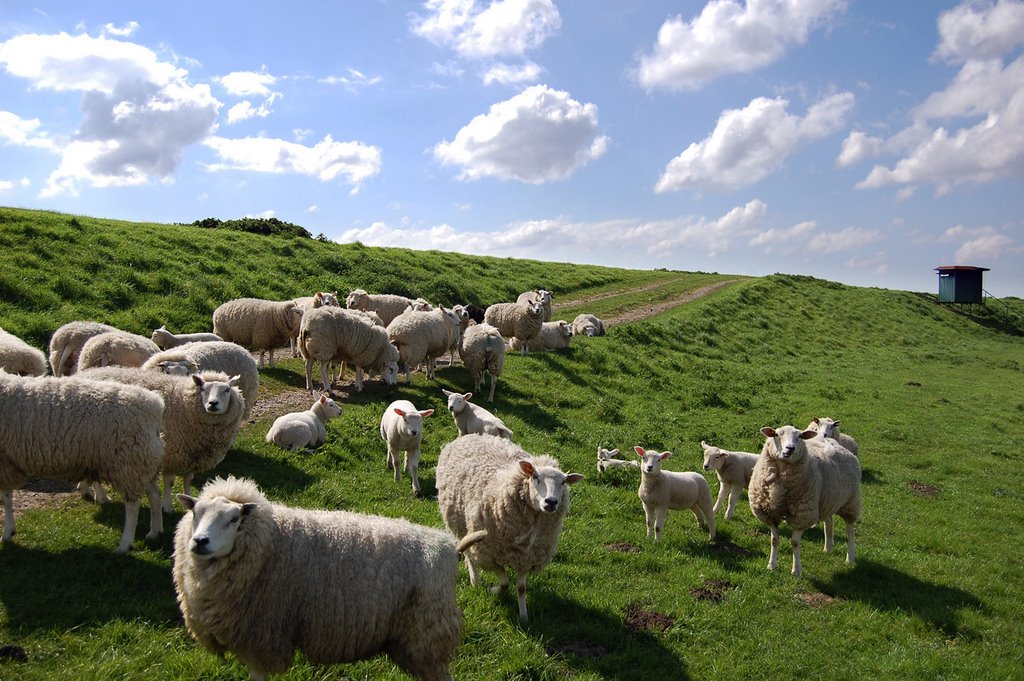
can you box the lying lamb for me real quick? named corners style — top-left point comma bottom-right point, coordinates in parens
top-left (635, 446), bottom-right (715, 542)
top-left (442, 389), bottom-right (512, 439)
top-left (571, 313), bottom-right (606, 337)
top-left (265, 394), bottom-right (342, 452)
top-left (150, 325), bottom-right (222, 350)
top-left (597, 447), bottom-right (639, 472)
top-left (508, 320), bottom-right (573, 353)
top-left (379, 400), bottom-right (434, 495)
top-left (700, 440), bottom-right (759, 519)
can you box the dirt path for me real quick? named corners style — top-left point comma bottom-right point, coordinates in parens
top-left (600, 279), bottom-right (741, 329)
top-left (551, 277), bottom-right (690, 310)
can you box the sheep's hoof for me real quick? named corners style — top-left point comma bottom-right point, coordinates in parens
top-left (145, 530), bottom-right (163, 542)
top-left (488, 585), bottom-right (506, 595)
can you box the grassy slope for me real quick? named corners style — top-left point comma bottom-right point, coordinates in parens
top-left (1, 207), bottom-right (1023, 680)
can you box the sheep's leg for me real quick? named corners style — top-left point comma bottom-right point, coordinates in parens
top-left (726, 486), bottom-right (742, 520)
top-left (642, 502), bottom-right (656, 540)
top-left (489, 571), bottom-right (510, 594)
top-left (846, 521), bottom-right (856, 564)
top-left (267, 348), bottom-right (275, 368)
top-left (768, 524), bottom-right (780, 571)
top-left (487, 376), bottom-right (497, 402)
top-left (404, 364), bottom-right (412, 385)
top-left (823, 515), bottom-right (835, 553)
top-left (654, 506), bottom-right (668, 541)
top-left (408, 448), bottom-right (421, 495)
top-left (182, 473), bottom-right (194, 499)
top-left (516, 573), bottom-right (529, 625)
top-left (117, 498), bottom-right (141, 554)
top-left (161, 474), bottom-right (176, 514)
top-left (465, 554), bottom-right (480, 586)
top-left (257, 351), bottom-right (266, 369)
top-left (316, 359), bottom-right (332, 393)
top-left (93, 482), bottom-right (110, 504)
top-left (1, 489), bottom-right (14, 542)
top-left (386, 446), bottom-right (397, 473)
top-left (354, 367), bottom-right (365, 392)
top-left (791, 528), bottom-right (804, 577)
top-left (304, 356), bottom-right (315, 392)
top-left (145, 481), bottom-right (163, 540)
top-left (713, 483), bottom-right (728, 516)
top-left (426, 358), bottom-right (436, 380)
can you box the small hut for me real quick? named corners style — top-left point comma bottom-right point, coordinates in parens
top-left (935, 266), bottom-right (989, 305)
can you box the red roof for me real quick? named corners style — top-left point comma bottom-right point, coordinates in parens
top-left (934, 265), bottom-right (990, 272)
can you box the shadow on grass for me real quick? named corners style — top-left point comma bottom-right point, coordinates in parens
top-left (861, 468), bottom-right (884, 485)
top-left (259, 365), bottom-right (308, 389)
top-left (201, 447), bottom-right (317, 498)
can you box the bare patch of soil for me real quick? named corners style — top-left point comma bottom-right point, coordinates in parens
top-left (796, 592), bottom-right (838, 607)
top-left (602, 280), bottom-right (740, 329)
top-left (711, 539), bottom-right (754, 557)
top-left (690, 578), bottom-right (735, 603)
top-left (247, 389), bottom-right (318, 423)
top-left (605, 542), bottom-right (641, 553)
top-left (546, 640), bottom-right (609, 658)
top-left (624, 603), bottom-right (675, 633)
top-left (12, 479), bottom-right (79, 514)
top-left (909, 481), bottom-right (940, 497)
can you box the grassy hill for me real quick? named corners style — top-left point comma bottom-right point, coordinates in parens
top-left (0, 206), bottom-right (1022, 680)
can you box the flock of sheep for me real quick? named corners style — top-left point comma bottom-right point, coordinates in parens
top-left (0, 285), bottom-right (863, 681)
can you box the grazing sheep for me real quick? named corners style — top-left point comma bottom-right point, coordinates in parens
top-left (458, 323), bottom-right (505, 402)
top-left (387, 307), bottom-right (462, 384)
top-left (77, 330), bottom-right (161, 372)
top-left (597, 447), bottom-right (639, 472)
top-left (484, 300), bottom-right (545, 356)
top-left (749, 425), bottom-right (862, 576)
top-left (807, 417), bottom-right (860, 457)
top-left (212, 297), bottom-right (303, 368)
top-left (0, 371), bottom-right (164, 553)
top-left (635, 446), bottom-right (715, 542)
top-left (516, 289), bottom-right (553, 322)
top-left (151, 325), bottom-right (223, 350)
top-left (265, 394), bottom-right (342, 452)
top-left (571, 314), bottom-right (606, 337)
top-left (289, 291), bottom-right (340, 357)
top-left (48, 320), bottom-right (119, 376)
top-left (508, 320), bottom-right (573, 353)
top-left (345, 288), bottom-right (420, 327)
top-left (0, 327), bottom-right (46, 376)
top-left (442, 389), bottom-right (512, 439)
top-left (436, 434), bottom-right (583, 624)
top-left (142, 341), bottom-right (260, 419)
top-left (700, 440), bottom-right (759, 519)
top-left (379, 400), bottom-right (435, 495)
top-left (173, 476), bottom-right (485, 681)
top-left (299, 306), bottom-right (399, 393)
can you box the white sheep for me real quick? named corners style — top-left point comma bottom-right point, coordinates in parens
top-left (442, 389), bottom-right (512, 439)
top-left (0, 327), bottom-right (46, 376)
top-left (749, 425), bottom-right (862, 576)
top-left (436, 434), bottom-right (583, 624)
top-left (289, 291), bottom-right (340, 357)
top-left (571, 313), bottom-right (606, 337)
top-left (212, 297), bottom-right (303, 368)
top-left (700, 440), bottom-right (759, 519)
top-left (142, 341), bottom-right (260, 419)
top-left (150, 325), bottom-right (223, 350)
top-left (444, 304), bottom-right (472, 367)
top-left (409, 297), bottom-right (434, 312)
top-left (173, 476), bottom-right (486, 681)
top-left (298, 306), bottom-right (399, 393)
top-left (0, 371), bottom-right (165, 553)
top-left (484, 300), bottom-right (545, 356)
top-left (597, 447), bottom-right (639, 472)
top-left (807, 417), bottom-right (860, 456)
top-left (265, 394), bottom-right (342, 452)
top-left (76, 330), bottom-right (161, 372)
top-left (47, 320), bottom-right (119, 376)
top-left (379, 400), bottom-right (435, 495)
top-left (345, 288), bottom-right (420, 327)
top-left (634, 446), bottom-right (716, 542)
top-left (387, 307), bottom-right (462, 384)
top-left (516, 289), bottom-right (553, 322)
top-left (458, 323), bottom-right (505, 402)
top-left (508, 320), bottom-right (573, 353)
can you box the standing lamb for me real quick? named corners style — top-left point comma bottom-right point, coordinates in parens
top-left (298, 306), bottom-right (399, 393)
top-left (700, 440), bottom-right (759, 520)
top-left (48, 320), bottom-right (119, 376)
top-left (151, 325), bottom-right (223, 350)
top-left (436, 434), bottom-right (583, 624)
top-left (345, 288), bottom-right (420, 327)
top-left (212, 297), bottom-right (303, 368)
top-left (508, 320), bottom-right (573, 353)
top-left (76, 330), bottom-right (161, 372)
top-left (142, 341), bottom-right (260, 419)
top-left (807, 417), bottom-right (860, 457)
top-left (379, 400), bottom-right (435, 495)
top-left (0, 327), bottom-right (46, 376)
top-left (635, 447), bottom-right (715, 542)
top-left (444, 304), bottom-right (472, 367)
top-left (442, 389), bottom-right (512, 439)
top-left (458, 323), bottom-right (505, 402)
top-left (387, 307), bottom-right (462, 384)
top-left (516, 289), bottom-right (553, 322)
top-left (265, 394), bottom-right (342, 452)
top-left (174, 476), bottom-right (486, 681)
top-left (0, 371), bottom-right (164, 553)
top-left (484, 300), bottom-right (545, 355)
top-left (749, 425), bottom-right (862, 576)
top-left (571, 314), bottom-right (606, 338)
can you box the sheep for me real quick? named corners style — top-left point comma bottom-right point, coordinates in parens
top-left (173, 476), bottom-right (486, 681)
top-left (212, 297), bottom-right (303, 368)
top-left (47, 320), bottom-right (119, 376)
top-left (508, 320), bottom-right (573, 353)
top-left (387, 307), bottom-right (462, 384)
top-left (516, 289), bottom-right (553, 322)
top-left (0, 371), bottom-right (164, 554)
top-left (700, 440), bottom-right (759, 520)
top-left (634, 446), bottom-right (715, 542)
top-left (807, 417), bottom-right (860, 456)
top-left (443, 304), bottom-right (472, 367)
top-left (76, 330), bottom-right (161, 372)
top-left (409, 297), bottom-right (434, 312)
top-left (150, 325), bottom-right (223, 350)
top-left (81, 367), bottom-right (245, 514)
top-left (484, 300), bottom-right (545, 356)
top-left (749, 425), bottom-right (862, 576)
top-left (0, 327), bottom-right (46, 376)
top-left (458, 323), bottom-right (505, 402)
top-left (379, 400), bottom-right (435, 495)
top-left (463, 304), bottom-right (486, 324)
top-left (289, 291), bottom-right (340, 357)
top-left (345, 288), bottom-right (420, 327)
top-left (142, 341), bottom-right (260, 419)
top-left (597, 447), bottom-right (639, 472)
top-left (436, 434), bottom-right (582, 624)
top-left (442, 389), bottom-right (512, 439)
top-left (571, 313), bottom-right (606, 337)
top-left (299, 306), bottom-right (399, 393)
top-left (265, 394), bottom-right (342, 452)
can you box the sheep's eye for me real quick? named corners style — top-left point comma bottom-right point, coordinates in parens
top-left (228, 515), bottom-right (239, 525)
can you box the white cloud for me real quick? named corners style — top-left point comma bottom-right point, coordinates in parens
top-left (413, 0), bottom-right (561, 58)
top-left (227, 100), bottom-right (273, 124)
top-left (319, 68), bottom-right (383, 92)
top-left (934, 0), bottom-right (1024, 63)
top-left (917, 56), bottom-right (1024, 120)
top-left (656, 92), bottom-right (854, 192)
top-left (433, 84), bottom-right (608, 183)
top-left (482, 60), bottom-right (542, 85)
top-left (246, 209), bottom-right (276, 219)
top-left (748, 219), bottom-right (817, 253)
top-left (0, 111), bottom-right (59, 150)
top-left (305, 204), bottom-right (320, 213)
top-left (943, 224), bottom-right (1021, 262)
top-left (636, 0), bottom-right (847, 91)
top-left (807, 226), bottom-right (881, 253)
top-left (217, 69), bottom-right (276, 97)
top-left (836, 130), bottom-right (882, 167)
top-left (101, 21), bottom-right (139, 38)
top-left (0, 177), bottom-right (29, 192)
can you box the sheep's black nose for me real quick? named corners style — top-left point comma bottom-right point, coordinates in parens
top-left (543, 497), bottom-right (558, 512)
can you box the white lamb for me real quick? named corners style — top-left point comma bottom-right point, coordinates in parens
top-left (458, 323), bottom-right (505, 402)
top-left (142, 341), bottom-right (260, 419)
top-left (508, 320), bottom-right (573, 353)
top-left (0, 327), bottom-right (46, 376)
top-left (807, 417), bottom-right (860, 457)
top-left (700, 440), bottom-right (759, 519)
top-left (345, 288), bottom-right (420, 327)
top-left (289, 291), bottom-right (340, 357)
top-left (597, 447), bottom-right (639, 472)
top-left (173, 476), bottom-right (486, 681)
top-left (265, 394), bottom-right (342, 452)
top-left (212, 297), bottom-right (303, 368)
top-left (484, 300), bottom-right (545, 355)
top-left (387, 307), bottom-right (462, 384)
top-left (635, 446), bottom-right (716, 542)
top-left (436, 434), bottom-right (583, 624)
top-left (47, 320), bottom-right (119, 376)
top-left (298, 306), bottom-right (399, 393)
top-left (150, 325), bottom-right (223, 350)
top-left (571, 313), bottom-right (606, 337)
top-left (442, 389), bottom-right (512, 439)
top-left (749, 425), bottom-right (862, 576)
top-left (379, 400), bottom-right (435, 495)
top-left (0, 371), bottom-right (164, 553)
top-left (516, 289), bottom-right (553, 321)
top-left (76, 330), bottom-right (161, 371)
top-left (443, 304), bottom-right (472, 367)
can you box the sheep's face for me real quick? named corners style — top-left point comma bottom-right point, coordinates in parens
top-left (157, 359), bottom-right (197, 376)
top-left (444, 390), bottom-right (471, 414)
top-left (452, 305), bottom-right (471, 326)
top-left (597, 447), bottom-right (620, 461)
top-left (817, 417), bottom-right (840, 439)
top-left (151, 326), bottom-right (172, 349)
top-left (313, 291), bottom-right (340, 308)
top-left (193, 374), bottom-right (241, 414)
top-left (178, 494), bottom-right (256, 560)
top-left (557, 321), bottom-right (573, 339)
top-left (635, 447), bottom-right (672, 475)
top-left (394, 406), bottom-right (434, 438)
top-left (519, 460), bottom-right (583, 514)
top-left (313, 395), bottom-right (342, 420)
top-left (528, 301), bottom-right (545, 318)
top-left (760, 425), bottom-right (816, 461)
top-left (345, 290), bottom-right (368, 309)
top-left (701, 445), bottom-right (727, 471)
top-left (381, 361), bottom-right (399, 386)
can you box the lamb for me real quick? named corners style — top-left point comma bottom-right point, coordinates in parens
top-left (212, 297), bottom-right (303, 368)
top-left (516, 289), bottom-right (553, 322)
top-left (807, 417), bottom-right (860, 457)
top-left (379, 400), bottom-right (435, 495)
top-left (436, 434), bottom-right (583, 624)
top-left (0, 371), bottom-right (164, 553)
top-left (635, 446), bottom-right (715, 542)
top-left (47, 320), bottom-right (119, 376)
top-left (299, 306), bottom-right (399, 393)
top-left (150, 325), bottom-right (222, 350)
top-left (387, 307), bottom-right (462, 384)
top-left (571, 313), bottom-right (606, 337)
top-left (173, 475), bottom-right (487, 681)
top-left (442, 389), bottom-right (512, 439)
top-left (484, 300), bottom-right (545, 356)
top-left (142, 341), bottom-right (260, 419)
top-left (345, 288), bottom-right (420, 327)
top-left (597, 447), bottom-right (639, 472)
top-left (289, 291), bottom-right (340, 357)
top-left (458, 323), bottom-right (505, 402)
top-left (0, 327), bottom-right (46, 376)
top-left (700, 440), bottom-right (759, 520)
top-left (76, 330), bottom-right (161, 371)
top-left (508, 320), bottom-right (573, 353)
top-left (265, 394), bottom-right (342, 452)
top-left (749, 425), bottom-right (862, 576)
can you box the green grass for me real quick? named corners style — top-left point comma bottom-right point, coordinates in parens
top-left (1, 207), bottom-right (1023, 679)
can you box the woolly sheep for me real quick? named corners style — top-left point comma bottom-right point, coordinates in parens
top-left (387, 307), bottom-right (462, 384)
top-left (299, 306), bottom-right (399, 393)
top-left (516, 289), bottom-right (553, 322)
top-left (379, 400), bottom-right (435, 495)
top-left (749, 425), bottom-right (862, 576)
top-left (571, 313), bottom-right (606, 337)
top-left (289, 291), bottom-right (340, 357)
top-left (443, 304), bottom-right (472, 367)
top-left (48, 320), bottom-right (119, 376)
top-left (409, 297), bottom-right (434, 312)
top-left (700, 440), bottom-right (759, 519)
top-left (265, 394), bottom-right (342, 452)
top-left (458, 323), bottom-right (505, 402)
top-left (345, 288), bottom-right (420, 327)
top-left (508, 320), bottom-right (573, 353)
top-left (0, 371), bottom-right (164, 553)
top-left (463, 304), bottom-right (486, 324)
top-left (442, 389), bottom-right (512, 439)
top-left (77, 330), bottom-right (161, 372)
top-left (212, 297), bottom-right (303, 368)
top-left (150, 325), bottom-right (223, 350)
top-left (634, 446), bottom-right (715, 542)
top-left (436, 434), bottom-right (583, 624)
top-left (807, 417), bottom-right (860, 456)
top-left (484, 300), bottom-right (545, 356)
top-left (597, 447), bottom-right (639, 472)
top-left (173, 476), bottom-right (486, 681)
top-left (0, 327), bottom-right (46, 376)
top-left (142, 341), bottom-right (260, 419)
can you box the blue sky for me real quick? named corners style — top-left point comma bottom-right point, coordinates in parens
top-left (2, 1), bottom-right (1022, 296)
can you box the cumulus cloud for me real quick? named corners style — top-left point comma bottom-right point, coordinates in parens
top-left (807, 226), bottom-right (881, 253)
top-left (216, 69), bottom-right (281, 123)
top-left (101, 21), bottom-right (140, 38)
top-left (0, 177), bottom-right (30, 192)
top-left (934, 0), bottom-right (1024, 63)
top-left (943, 224), bottom-right (1021, 262)
top-left (748, 219), bottom-right (817, 253)
top-left (433, 84), bottom-right (608, 183)
top-left (227, 100), bottom-right (274, 124)
top-left (636, 0), bottom-right (847, 91)
top-left (836, 130), bottom-right (882, 167)
top-left (0, 111), bottom-right (59, 150)
top-left (413, 0), bottom-right (561, 58)
top-left (655, 92), bottom-right (854, 192)
top-left (482, 60), bottom-right (542, 85)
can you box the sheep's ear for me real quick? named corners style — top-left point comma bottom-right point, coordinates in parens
top-left (812, 417), bottom-right (820, 425)
top-left (760, 427), bottom-right (777, 438)
top-left (566, 473), bottom-right (584, 485)
top-left (519, 461), bottom-right (536, 476)
top-left (800, 429), bottom-right (818, 440)
top-left (660, 451), bottom-right (672, 460)
top-left (159, 325), bottom-right (167, 331)
top-left (394, 408), bottom-right (407, 417)
top-left (419, 409), bottom-right (434, 418)
top-left (463, 392), bottom-right (473, 400)
top-left (608, 448), bottom-right (619, 457)
top-left (442, 388), bottom-right (454, 397)
top-left (177, 494), bottom-right (198, 511)
top-left (229, 375), bottom-right (241, 387)
top-left (241, 502), bottom-right (258, 517)
top-left (319, 395), bottom-right (327, 404)
top-left (633, 446), bottom-right (646, 458)
top-left (596, 445), bottom-right (603, 455)
top-left (833, 419), bottom-right (841, 428)
top-left (700, 440), bottom-right (710, 450)
top-left (191, 374), bottom-right (205, 388)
